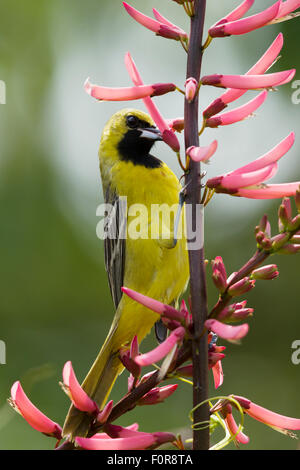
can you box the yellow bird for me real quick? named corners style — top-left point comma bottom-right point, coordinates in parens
top-left (63, 109), bottom-right (189, 440)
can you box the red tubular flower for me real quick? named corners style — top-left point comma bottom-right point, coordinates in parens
top-left (135, 326), bottom-right (186, 367)
top-left (76, 428), bottom-right (175, 450)
top-left (124, 52), bottom-right (180, 151)
top-left (138, 384), bottom-right (178, 406)
top-left (121, 286), bottom-right (185, 324)
top-left (201, 70), bottom-right (295, 90)
top-left (119, 335), bottom-right (142, 378)
top-left (203, 33), bottom-right (284, 118)
top-left (123, 2), bottom-right (187, 41)
top-left (221, 404), bottom-right (250, 445)
top-left (62, 361), bottom-right (98, 414)
top-left (233, 395), bottom-right (300, 434)
top-left (84, 78), bottom-right (175, 101)
top-left (206, 133), bottom-right (297, 199)
top-left (206, 91), bottom-right (267, 128)
top-left (205, 319), bottom-right (249, 341)
top-left (9, 382), bottom-right (62, 439)
top-left (187, 140), bottom-right (218, 163)
top-left (209, 1), bottom-right (281, 37)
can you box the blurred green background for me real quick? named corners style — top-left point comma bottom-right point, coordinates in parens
top-left (0, 0), bottom-right (299, 450)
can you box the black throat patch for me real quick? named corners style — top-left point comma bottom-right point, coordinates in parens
top-left (117, 120), bottom-right (163, 169)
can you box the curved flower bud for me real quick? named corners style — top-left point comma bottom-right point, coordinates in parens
top-left (187, 140), bottom-right (218, 163)
top-left (252, 265), bottom-right (279, 280)
top-left (205, 319), bottom-right (249, 341)
top-left (9, 381), bottom-right (62, 439)
top-left (206, 91), bottom-right (267, 128)
top-left (185, 78), bottom-right (198, 102)
top-left (135, 326), bottom-right (186, 367)
top-left (203, 34), bottom-right (284, 118)
top-left (233, 395), bottom-right (300, 433)
top-left (123, 3), bottom-right (187, 41)
top-left (212, 360), bottom-right (224, 389)
top-left (201, 70), bottom-right (295, 90)
top-left (84, 78), bottom-right (175, 101)
top-left (62, 361), bottom-right (98, 414)
top-left (166, 117), bottom-right (184, 133)
top-left (209, 1), bottom-right (281, 37)
top-left (124, 52), bottom-right (180, 151)
top-left (138, 384), bottom-right (178, 406)
top-left (97, 400), bottom-right (113, 425)
top-left (228, 277), bottom-right (256, 296)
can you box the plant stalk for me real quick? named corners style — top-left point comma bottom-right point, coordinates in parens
top-left (184, 0), bottom-right (209, 451)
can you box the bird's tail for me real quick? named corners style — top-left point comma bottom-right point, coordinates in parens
top-left (62, 321), bottom-right (124, 441)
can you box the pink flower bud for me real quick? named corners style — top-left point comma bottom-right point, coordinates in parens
top-left (212, 360), bottom-right (224, 389)
top-left (228, 277), bottom-right (255, 296)
top-left (135, 326), bottom-right (186, 367)
top-left (97, 400), bottom-right (113, 425)
top-left (208, 1), bottom-right (281, 37)
top-left (252, 265), bottom-right (279, 280)
top-left (258, 214), bottom-right (271, 236)
top-left (62, 361), bottom-right (98, 414)
top-left (206, 91), bottom-right (267, 128)
top-left (9, 381), bottom-right (62, 439)
top-left (271, 233), bottom-right (290, 250)
top-left (278, 244), bottom-right (300, 255)
top-left (185, 78), bottom-right (198, 102)
top-left (201, 70), bottom-right (295, 90)
top-left (187, 140), bottom-right (218, 163)
top-left (138, 384), bottom-right (178, 406)
top-left (221, 405), bottom-right (250, 444)
top-left (166, 117), bottom-right (184, 133)
top-left (230, 308), bottom-right (254, 321)
top-left (278, 198), bottom-right (292, 228)
top-left (123, 3), bottom-right (187, 41)
top-left (212, 269), bottom-right (227, 293)
top-left (288, 214), bottom-right (300, 231)
top-left (205, 319), bottom-right (249, 341)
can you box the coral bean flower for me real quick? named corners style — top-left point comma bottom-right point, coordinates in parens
top-left (233, 395), bottom-right (300, 434)
top-left (204, 33), bottom-right (284, 118)
top-left (84, 78), bottom-right (176, 101)
top-left (206, 91), bottom-right (267, 128)
top-left (209, 1), bottom-right (281, 37)
top-left (9, 381), bottom-right (62, 439)
top-left (124, 52), bottom-right (180, 152)
top-left (123, 3), bottom-right (187, 41)
top-left (207, 133), bottom-right (298, 198)
top-left (62, 361), bottom-right (98, 414)
top-left (201, 70), bottom-right (295, 90)
top-left (187, 140), bottom-right (218, 163)
top-left (205, 319), bottom-right (249, 342)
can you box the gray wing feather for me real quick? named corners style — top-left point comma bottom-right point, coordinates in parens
top-left (104, 186), bottom-right (126, 309)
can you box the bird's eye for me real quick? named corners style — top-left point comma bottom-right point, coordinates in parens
top-left (126, 115), bottom-right (139, 129)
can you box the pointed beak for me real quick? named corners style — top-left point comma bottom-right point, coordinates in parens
top-left (138, 127), bottom-right (163, 141)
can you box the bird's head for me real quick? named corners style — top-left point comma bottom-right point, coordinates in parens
top-left (99, 109), bottom-right (163, 169)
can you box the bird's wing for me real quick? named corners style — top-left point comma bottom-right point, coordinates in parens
top-left (104, 185), bottom-right (127, 309)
